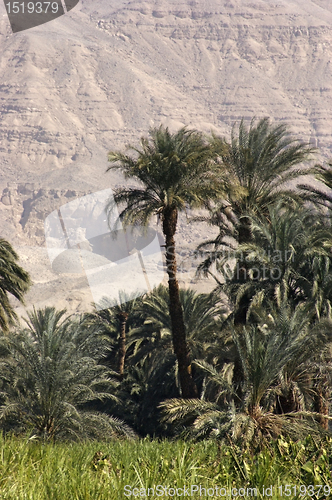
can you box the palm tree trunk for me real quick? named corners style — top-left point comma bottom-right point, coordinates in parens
top-left (248, 403), bottom-right (262, 420)
top-left (163, 206), bottom-right (198, 399)
top-left (238, 216), bottom-right (252, 245)
top-left (234, 216), bottom-right (253, 325)
top-left (117, 312), bottom-right (128, 380)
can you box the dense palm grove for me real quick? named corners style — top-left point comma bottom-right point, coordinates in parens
top-left (2, 117), bottom-right (332, 449)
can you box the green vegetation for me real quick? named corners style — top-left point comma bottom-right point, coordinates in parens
top-left (2, 117), bottom-right (332, 495)
top-left (0, 434), bottom-right (330, 499)
top-left (102, 119), bottom-right (332, 445)
top-left (0, 307), bottom-right (134, 441)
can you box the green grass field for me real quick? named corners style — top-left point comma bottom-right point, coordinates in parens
top-left (0, 435), bottom-right (330, 499)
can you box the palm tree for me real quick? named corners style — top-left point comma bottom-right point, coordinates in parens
top-left (233, 203), bottom-right (332, 428)
top-left (197, 118), bottom-right (314, 323)
top-left (105, 125), bottom-right (223, 398)
top-left (84, 291), bottom-right (141, 380)
top-left (202, 200), bottom-right (332, 426)
top-left (0, 307), bottom-right (135, 441)
top-left (161, 301), bottom-right (332, 446)
top-left (0, 238), bottom-right (31, 332)
top-left (107, 285), bottom-right (225, 436)
top-left (114, 354), bottom-right (179, 437)
top-left (216, 201), bottom-right (332, 324)
top-left (298, 160), bottom-right (332, 209)
top-left (211, 117), bottom-right (315, 242)
top-left (129, 284), bottom-right (224, 364)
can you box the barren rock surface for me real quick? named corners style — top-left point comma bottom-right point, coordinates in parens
top-left (1, 0), bottom-right (332, 317)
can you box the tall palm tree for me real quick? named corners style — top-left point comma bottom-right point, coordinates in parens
top-left (297, 162), bottom-right (332, 428)
top-left (105, 125), bottom-right (224, 398)
top-left (197, 118), bottom-right (315, 323)
top-left (0, 238), bottom-right (31, 332)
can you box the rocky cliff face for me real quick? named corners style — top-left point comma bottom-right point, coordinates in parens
top-left (0, 182), bottom-right (89, 244)
top-left (1, 0), bottom-right (332, 314)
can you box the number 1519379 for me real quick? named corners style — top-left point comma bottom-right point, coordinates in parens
top-left (5, 2), bottom-right (59, 14)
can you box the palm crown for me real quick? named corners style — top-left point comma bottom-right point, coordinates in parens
top-left (106, 125), bottom-right (222, 226)
top-left (212, 117), bottom-right (315, 223)
top-left (0, 238), bottom-right (31, 332)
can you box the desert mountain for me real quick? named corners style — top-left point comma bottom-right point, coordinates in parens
top-left (0, 0), bottom-right (332, 315)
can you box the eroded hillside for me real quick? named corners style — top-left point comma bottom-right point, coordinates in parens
top-left (1, 0), bottom-right (332, 313)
